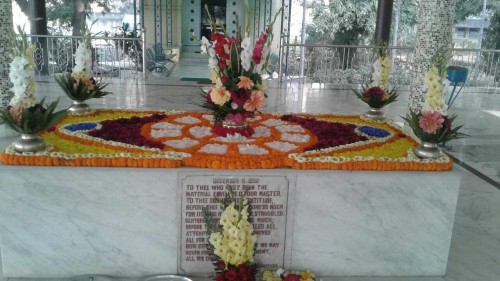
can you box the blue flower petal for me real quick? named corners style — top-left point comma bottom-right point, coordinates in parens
top-left (64, 122), bottom-right (98, 132)
top-left (357, 126), bottom-right (391, 138)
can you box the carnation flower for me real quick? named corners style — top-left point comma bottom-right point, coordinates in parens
top-left (419, 111), bottom-right (444, 134)
top-left (243, 90), bottom-right (265, 111)
top-left (210, 86), bottom-right (231, 105)
top-left (237, 76), bottom-right (254, 90)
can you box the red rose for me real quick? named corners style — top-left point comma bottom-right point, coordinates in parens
top-left (283, 273), bottom-right (300, 281)
top-left (216, 260), bottom-right (226, 270)
top-left (238, 264), bottom-right (248, 273)
top-left (215, 273), bottom-right (224, 281)
top-left (225, 269), bottom-right (238, 281)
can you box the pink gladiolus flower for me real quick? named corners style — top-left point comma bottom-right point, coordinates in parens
top-left (243, 90), bottom-right (265, 111)
top-left (419, 111), bottom-right (445, 134)
top-left (237, 76), bottom-right (254, 90)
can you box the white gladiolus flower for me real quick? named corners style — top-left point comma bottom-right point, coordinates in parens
top-left (73, 41), bottom-right (92, 73)
top-left (240, 37), bottom-right (253, 71)
top-left (200, 36), bottom-right (211, 55)
top-left (9, 56), bottom-right (35, 100)
top-left (208, 57), bottom-right (219, 71)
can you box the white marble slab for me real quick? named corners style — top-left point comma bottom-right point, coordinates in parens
top-left (0, 166), bottom-right (461, 278)
top-left (292, 170), bottom-right (461, 276)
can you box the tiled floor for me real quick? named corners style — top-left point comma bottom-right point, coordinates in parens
top-left (0, 59), bottom-right (499, 281)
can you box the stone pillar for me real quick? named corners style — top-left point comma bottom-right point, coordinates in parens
top-left (408, 0), bottom-right (456, 113)
top-left (0, 0), bottom-right (13, 109)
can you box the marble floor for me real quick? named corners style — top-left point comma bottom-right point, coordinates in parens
top-left (0, 61), bottom-right (499, 281)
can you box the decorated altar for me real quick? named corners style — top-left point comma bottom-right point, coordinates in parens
top-left (0, 110), bottom-right (461, 278)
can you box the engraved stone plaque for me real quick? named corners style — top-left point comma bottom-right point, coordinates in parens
top-left (178, 174), bottom-right (290, 275)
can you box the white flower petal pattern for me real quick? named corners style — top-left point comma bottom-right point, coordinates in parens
top-left (189, 126), bottom-right (213, 138)
top-left (199, 144), bottom-right (228, 154)
top-left (151, 129), bottom-right (182, 138)
top-left (164, 138), bottom-right (199, 149)
top-left (275, 124), bottom-right (305, 133)
top-left (238, 144), bottom-right (269, 155)
top-left (281, 133), bottom-right (310, 143)
top-left (151, 122), bottom-right (183, 130)
top-left (174, 116), bottom-right (201, 124)
top-left (265, 141), bottom-right (298, 152)
top-left (252, 126), bottom-right (271, 138)
top-left (261, 118), bottom-right (287, 127)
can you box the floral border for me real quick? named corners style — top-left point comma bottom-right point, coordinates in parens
top-left (0, 110), bottom-right (453, 171)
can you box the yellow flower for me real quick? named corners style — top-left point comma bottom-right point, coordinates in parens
top-left (210, 86), bottom-right (231, 105)
top-left (301, 271), bottom-right (315, 280)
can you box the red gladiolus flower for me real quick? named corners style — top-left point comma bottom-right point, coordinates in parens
top-left (252, 46), bottom-right (263, 64)
top-left (220, 75), bottom-right (229, 84)
top-left (228, 36), bottom-right (237, 45)
top-left (218, 59), bottom-right (227, 70)
top-left (225, 269), bottom-right (238, 281)
top-left (283, 274), bottom-right (300, 281)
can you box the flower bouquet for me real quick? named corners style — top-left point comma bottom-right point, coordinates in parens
top-left (1, 26), bottom-right (67, 153)
top-left (202, 186), bottom-right (258, 281)
top-left (403, 49), bottom-right (468, 159)
top-left (354, 46), bottom-right (398, 121)
top-left (55, 21), bottom-right (111, 114)
top-left (197, 6), bottom-right (281, 137)
top-left (262, 269), bottom-right (316, 281)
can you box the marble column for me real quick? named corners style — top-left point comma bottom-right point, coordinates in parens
top-left (408, 0), bottom-right (456, 113)
top-left (0, 0), bottom-right (13, 109)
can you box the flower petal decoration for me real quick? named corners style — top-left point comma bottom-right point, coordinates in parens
top-left (0, 110), bottom-right (454, 171)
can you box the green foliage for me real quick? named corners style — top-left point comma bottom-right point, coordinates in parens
top-left (0, 99), bottom-right (67, 134)
top-left (306, 0), bottom-right (377, 45)
top-left (402, 111), bottom-right (469, 143)
top-left (10, 25), bottom-right (31, 58)
top-left (55, 73), bottom-right (111, 101)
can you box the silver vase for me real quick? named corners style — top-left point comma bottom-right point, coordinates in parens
top-left (363, 107), bottom-right (385, 121)
top-left (12, 134), bottom-right (46, 153)
top-left (68, 100), bottom-right (91, 115)
top-left (414, 142), bottom-right (443, 159)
